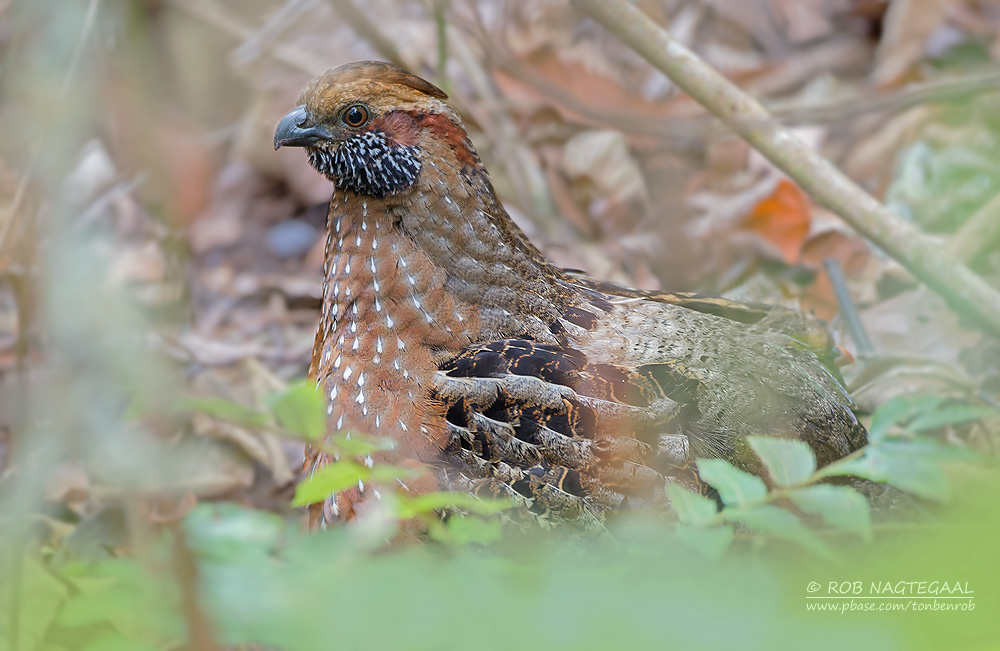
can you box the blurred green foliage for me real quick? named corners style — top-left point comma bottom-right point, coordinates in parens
top-left (4, 392), bottom-right (999, 651)
top-left (886, 90), bottom-right (1000, 234)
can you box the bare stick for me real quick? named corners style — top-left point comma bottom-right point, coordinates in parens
top-left (822, 258), bottom-right (874, 354)
top-left (573, 0), bottom-right (1000, 338)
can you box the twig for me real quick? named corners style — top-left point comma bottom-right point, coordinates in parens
top-left (171, 524), bottom-right (222, 651)
top-left (948, 189), bottom-right (1000, 266)
top-left (573, 0), bottom-right (1000, 339)
top-left (447, 27), bottom-right (563, 239)
top-left (769, 69), bottom-right (1000, 129)
top-left (59, 0), bottom-right (101, 95)
top-left (822, 258), bottom-right (873, 354)
top-left (2, 0), bottom-right (101, 253)
top-left (0, 173), bottom-right (28, 255)
top-left (432, 0), bottom-right (449, 88)
top-left (491, 47), bottom-right (1000, 143)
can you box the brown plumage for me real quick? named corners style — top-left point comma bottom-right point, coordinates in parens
top-left (274, 61), bottom-right (867, 530)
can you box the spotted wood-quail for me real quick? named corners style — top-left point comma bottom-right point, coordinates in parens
top-left (273, 61), bottom-right (867, 529)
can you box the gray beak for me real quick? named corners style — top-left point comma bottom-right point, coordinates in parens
top-left (274, 105), bottom-right (333, 150)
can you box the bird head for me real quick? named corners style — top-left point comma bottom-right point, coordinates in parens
top-left (274, 61), bottom-right (476, 199)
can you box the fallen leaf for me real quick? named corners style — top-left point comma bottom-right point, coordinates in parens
top-left (872, 0), bottom-right (950, 87)
top-left (741, 179), bottom-right (812, 264)
top-left (561, 129), bottom-right (647, 206)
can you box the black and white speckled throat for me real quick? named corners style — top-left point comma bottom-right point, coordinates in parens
top-left (307, 130), bottom-right (421, 198)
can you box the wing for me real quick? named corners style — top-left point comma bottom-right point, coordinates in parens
top-left (431, 289), bottom-right (867, 526)
top-left (565, 274), bottom-right (849, 385)
top-left (433, 338), bottom-right (695, 527)
top-left (430, 331), bottom-right (786, 525)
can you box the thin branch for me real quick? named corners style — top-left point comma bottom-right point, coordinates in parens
top-left (171, 523), bottom-right (222, 651)
top-left (491, 45), bottom-right (1000, 143)
top-left (768, 69), bottom-right (1000, 129)
top-left (448, 27), bottom-right (564, 238)
top-left (59, 0), bottom-right (101, 95)
top-left (573, 0), bottom-right (1000, 339)
top-left (823, 258), bottom-right (873, 354)
top-left (2, 0), bottom-right (101, 253)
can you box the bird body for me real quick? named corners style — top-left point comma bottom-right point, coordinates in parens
top-left (275, 61), bottom-right (867, 528)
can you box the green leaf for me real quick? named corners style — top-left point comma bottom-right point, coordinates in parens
top-left (433, 516), bottom-right (504, 545)
top-left (786, 485), bottom-right (872, 540)
top-left (869, 394), bottom-right (998, 442)
top-left (907, 404), bottom-right (999, 434)
top-left (674, 524), bottom-right (734, 558)
top-left (723, 504), bottom-right (838, 561)
top-left (817, 447), bottom-right (951, 502)
top-left (696, 459), bottom-right (768, 507)
top-left (876, 439), bottom-right (980, 463)
top-left (183, 397), bottom-right (268, 428)
top-left (666, 484), bottom-right (719, 526)
top-left (184, 503), bottom-right (287, 561)
top-left (291, 461), bottom-right (368, 507)
top-left (291, 458), bottom-right (421, 508)
top-left (746, 436), bottom-right (817, 487)
top-left (401, 491), bottom-right (514, 519)
top-left (0, 558), bottom-right (68, 651)
top-left (58, 559), bottom-right (181, 648)
top-left (268, 380), bottom-right (326, 440)
top-left (868, 394), bottom-right (946, 442)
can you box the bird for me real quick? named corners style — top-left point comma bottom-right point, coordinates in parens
top-left (273, 61), bottom-right (868, 530)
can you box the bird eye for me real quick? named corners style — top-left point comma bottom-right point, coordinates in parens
top-left (343, 105), bottom-right (369, 128)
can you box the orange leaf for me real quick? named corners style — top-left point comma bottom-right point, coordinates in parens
top-left (742, 179), bottom-right (811, 264)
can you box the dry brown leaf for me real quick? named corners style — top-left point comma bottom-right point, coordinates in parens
top-left (845, 353), bottom-right (979, 412)
top-left (191, 409), bottom-right (294, 488)
top-left (167, 434), bottom-right (256, 498)
top-left (43, 462), bottom-right (90, 506)
top-left (141, 492), bottom-right (199, 525)
top-left (162, 120), bottom-right (219, 225)
top-left (188, 207), bottom-right (245, 254)
top-left (178, 332), bottom-right (267, 366)
top-left (773, 0), bottom-right (842, 43)
top-left (230, 272), bottom-right (322, 302)
top-left (107, 241), bottom-right (167, 287)
top-left (561, 129), bottom-right (647, 206)
top-left (492, 49), bottom-right (694, 133)
top-left (872, 0), bottom-right (951, 86)
top-left (860, 288), bottom-right (981, 364)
